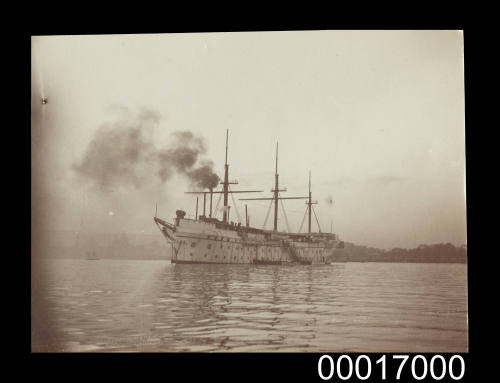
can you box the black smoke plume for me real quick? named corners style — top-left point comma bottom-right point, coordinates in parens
top-left (73, 108), bottom-right (220, 190)
top-left (187, 161), bottom-right (220, 190)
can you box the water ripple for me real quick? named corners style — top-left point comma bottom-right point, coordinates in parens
top-left (33, 260), bottom-right (467, 352)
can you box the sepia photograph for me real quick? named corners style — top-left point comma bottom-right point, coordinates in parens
top-left (31, 30), bottom-right (467, 353)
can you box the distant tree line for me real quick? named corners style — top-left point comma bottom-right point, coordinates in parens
top-left (335, 242), bottom-right (466, 263)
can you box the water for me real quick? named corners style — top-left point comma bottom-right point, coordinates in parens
top-left (32, 259), bottom-right (467, 352)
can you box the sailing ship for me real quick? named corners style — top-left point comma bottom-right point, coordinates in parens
top-left (154, 130), bottom-right (344, 265)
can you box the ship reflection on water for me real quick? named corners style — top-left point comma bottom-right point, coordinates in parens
top-left (33, 259), bottom-right (467, 352)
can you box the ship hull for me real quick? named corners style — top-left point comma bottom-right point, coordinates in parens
top-left (155, 217), bottom-right (342, 265)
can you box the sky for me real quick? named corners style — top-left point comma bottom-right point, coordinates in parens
top-left (31, 31), bottom-right (466, 249)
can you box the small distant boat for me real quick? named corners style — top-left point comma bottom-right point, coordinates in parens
top-left (86, 251), bottom-right (100, 260)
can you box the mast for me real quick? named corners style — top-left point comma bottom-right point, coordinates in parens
top-left (245, 204), bottom-right (248, 227)
top-left (222, 129), bottom-right (229, 223)
top-left (273, 143), bottom-right (279, 231)
top-left (209, 188), bottom-right (213, 218)
top-left (185, 130), bottom-right (262, 222)
top-left (306, 171), bottom-right (318, 233)
top-left (203, 193), bottom-right (206, 217)
top-left (308, 171), bottom-right (312, 233)
top-left (240, 142), bottom-right (308, 231)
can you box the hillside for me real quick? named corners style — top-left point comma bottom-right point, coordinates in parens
top-left (335, 242), bottom-right (466, 263)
